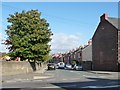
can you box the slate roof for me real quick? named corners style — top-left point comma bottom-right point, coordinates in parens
top-left (108, 17), bottom-right (120, 30)
top-left (82, 45), bottom-right (92, 61)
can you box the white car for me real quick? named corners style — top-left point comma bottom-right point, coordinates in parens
top-left (57, 62), bottom-right (65, 69)
top-left (65, 64), bottom-right (72, 70)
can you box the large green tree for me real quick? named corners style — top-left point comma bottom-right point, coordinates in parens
top-left (5, 10), bottom-right (53, 62)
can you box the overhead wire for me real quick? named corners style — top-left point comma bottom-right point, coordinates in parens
top-left (1, 3), bottom-right (95, 27)
top-left (1, 3), bottom-right (95, 53)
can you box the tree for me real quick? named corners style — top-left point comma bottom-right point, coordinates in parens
top-left (5, 10), bottom-right (53, 62)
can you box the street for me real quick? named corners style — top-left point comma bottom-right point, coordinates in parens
top-left (2, 69), bottom-right (119, 89)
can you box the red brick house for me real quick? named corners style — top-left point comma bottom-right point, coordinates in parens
top-left (52, 53), bottom-right (63, 63)
top-left (61, 47), bottom-right (82, 65)
top-left (92, 14), bottom-right (120, 71)
top-left (73, 47), bottom-right (82, 65)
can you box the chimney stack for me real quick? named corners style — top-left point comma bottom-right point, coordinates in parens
top-left (88, 39), bottom-right (92, 45)
top-left (100, 13), bottom-right (108, 22)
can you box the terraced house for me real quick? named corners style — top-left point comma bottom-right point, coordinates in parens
top-left (82, 40), bottom-right (92, 70)
top-left (62, 47), bottom-right (82, 65)
top-left (92, 14), bottom-right (120, 71)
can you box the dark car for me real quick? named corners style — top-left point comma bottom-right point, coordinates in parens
top-left (47, 63), bottom-right (56, 70)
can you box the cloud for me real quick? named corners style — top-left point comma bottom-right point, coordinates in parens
top-left (50, 33), bottom-right (81, 54)
top-left (0, 32), bottom-right (82, 53)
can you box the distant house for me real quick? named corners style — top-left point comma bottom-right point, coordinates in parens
top-left (82, 40), bottom-right (92, 70)
top-left (73, 47), bottom-right (82, 65)
top-left (52, 53), bottom-right (63, 63)
top-left (63, 52), bottom-right (70, 64)
top-left (92, 13), bottom-right (120, 71)
top-left (62, 47), bottom-right (82, 65)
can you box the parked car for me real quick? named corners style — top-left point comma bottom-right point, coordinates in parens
top-left (57, 62), bottom-right (65, 69)
top-left (47, 63), bottom-right (56, 70)
top-left (65, 64), bottom-right (72, 70)
top-left (73, 65), bottom-right (83, 71)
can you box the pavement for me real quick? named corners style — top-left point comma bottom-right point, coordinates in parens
top-left (88, 71), bottom-right (119, 75)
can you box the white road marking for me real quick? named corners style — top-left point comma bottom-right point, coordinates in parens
top-left (70, 71), bottom-right (74, 72)
top-left (82, 86), bottom-right (98, 88)
top-left (41, 86), bottom-right (59, 88)
top-left (81, 85), bottom-right (120, 88)
top-left (33, 76), bottom-right (53, 79)
top-left (83, 75), bottom-right (106, 78)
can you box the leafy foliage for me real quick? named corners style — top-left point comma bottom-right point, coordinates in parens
top-left (5, 10), bottom-right (53, 62)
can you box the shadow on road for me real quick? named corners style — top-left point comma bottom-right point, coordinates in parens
top-left (51, 77), bottom-right (120, 90)
top-left (1, 88), bottom-right (119, 90)
top-left (1, 74), bottom-right (120, 90)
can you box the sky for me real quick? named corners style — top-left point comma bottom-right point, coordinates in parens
top-left (1, 2), bottom-right (118, 54)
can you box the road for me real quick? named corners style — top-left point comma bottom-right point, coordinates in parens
top-left (2, 69), bottom-right (120, 89)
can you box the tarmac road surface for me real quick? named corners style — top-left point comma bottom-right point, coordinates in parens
top-left (2, 69), bottom-right (120, 90)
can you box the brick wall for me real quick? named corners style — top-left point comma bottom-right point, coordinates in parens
top-left (92, 20), bottom-right (118, 71)
top-left (118, 31), bottom-right (120, 63)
